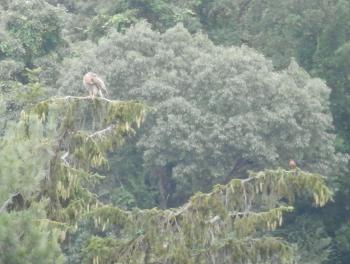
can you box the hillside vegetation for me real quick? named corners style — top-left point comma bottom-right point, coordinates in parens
top-left (1, 0), bottom-right (350, 263)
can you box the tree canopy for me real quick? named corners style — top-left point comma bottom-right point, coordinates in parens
top-left (57, 23), bottom-right (346, 208)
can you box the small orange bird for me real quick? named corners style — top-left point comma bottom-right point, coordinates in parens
top-left (83, 72), bottom-right (108, 99)
top-left (289, 159), bottom-right (297, 170)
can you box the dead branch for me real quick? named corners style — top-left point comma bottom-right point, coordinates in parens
top-left (52, 96), bottom-right (116, 103)
top-left (87, 125), bottom-right (116, 139)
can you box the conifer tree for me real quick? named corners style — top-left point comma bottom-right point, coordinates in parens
top-left (0, 96), bottom-right (147, 262)
top-left (83, 168), bottom-right (332, 264)
top-left (1, 93), bottom-right (333, 264)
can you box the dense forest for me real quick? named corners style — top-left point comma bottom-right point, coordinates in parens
top-left (1, 0), bottom-right (350, 263)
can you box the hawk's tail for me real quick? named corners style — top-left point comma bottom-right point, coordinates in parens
top-left (94, 76), bottom-right (109, 96)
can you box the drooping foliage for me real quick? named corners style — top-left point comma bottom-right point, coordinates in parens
top-left (0, 96), bottom-right (148, 263)
top-left (82, 169), bottom-right (331, 264)
top-left (0, 85), bottom-right (334, 264)
top-left (0, 99), bottom-right (65, 263)
top-left (30, 96), bottom-right (147, 222)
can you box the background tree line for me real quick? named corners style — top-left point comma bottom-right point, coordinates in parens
top-left (0, 0), bottom-right (350, 263)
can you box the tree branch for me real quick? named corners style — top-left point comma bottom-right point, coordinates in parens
top-left (87, 125), bottom-right (116, 139)
top-left (52, 96), bottom-right (116, 103)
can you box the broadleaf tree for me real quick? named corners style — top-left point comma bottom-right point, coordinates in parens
top-left (57, 22), bottom-right (347, 208)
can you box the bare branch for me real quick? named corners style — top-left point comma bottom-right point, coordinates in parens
top-left (51, 96), bottom-right (116, 103)
top-left (87, 125), bottom-right (116, 139)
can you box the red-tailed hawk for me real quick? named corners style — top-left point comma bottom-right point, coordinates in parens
top-left (83, 72), bottom-right (108, 99)
top-left (289, 159), bottom-right (297, 170)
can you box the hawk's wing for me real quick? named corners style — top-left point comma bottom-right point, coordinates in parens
top-left (91, 75), bottom-right (108, 95)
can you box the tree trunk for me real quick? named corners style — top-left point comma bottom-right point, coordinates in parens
top-left (155, 166), bottom-right (168, 209)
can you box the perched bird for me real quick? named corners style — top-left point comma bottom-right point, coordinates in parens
top-left (83, 72), bottom-right (108, 99)
top-left (289, 159), bottom-right (297, 170)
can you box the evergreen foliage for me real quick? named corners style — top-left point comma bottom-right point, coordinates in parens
top-left (0, 207), bottom-right (65, 264)
top-left (82, 169), bottom-right (331, 263)
top-left (0, 83), bottom-right (334, 263)
top-left (30, 96), bottom-right (147, 222)
top-left (0, 96), bottom-right (148, 263)
top-left (275, 215), bottom-right (332, 264)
